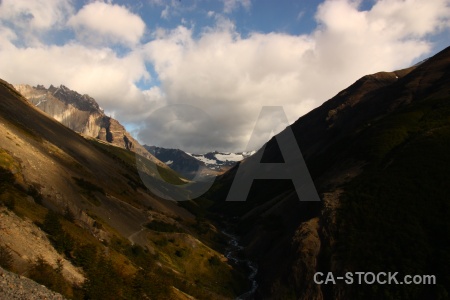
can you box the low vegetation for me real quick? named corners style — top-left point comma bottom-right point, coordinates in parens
top-left (72, 177), bottom-right (105, 207)
top-left (145, 220), bottom-right (183, 233)
top-left (0, 244), bottom-right (13, 270)
top-left (336, 96), bottom-right (450, 299)
top-left (28, 257), bottom-right (76, 298)
top-left (1, 174), bottom-right (246, 299)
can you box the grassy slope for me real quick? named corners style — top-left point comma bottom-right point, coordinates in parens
top-left (0, 79), bottom-right (247, 299)
top-left (0, 142), bottom-right (246, 299)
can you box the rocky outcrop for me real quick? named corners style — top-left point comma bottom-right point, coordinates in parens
top-left (14, 84), bottom-right (103, 138)
top-left (14, 84), bottom-right (159, 163)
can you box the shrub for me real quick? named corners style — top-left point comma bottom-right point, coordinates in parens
top-left (73, 244), bottom-right (97, 269)
top-left (0, 245), bottom-right (13, 270)
top-left (28, 256), bottom-right (72, 297)
top-left (208, 255), bottom-right (221, 266)
top-left (27, 185), bottom-right (43, 205)
top-left (41, 210), bottom-right (75, 255)
top-left (145, 220), bottom-right (182, 233)
top-left (73, 177), bottom-right (105, 206)
top-left (175, 249), bottom-right (185, 258)
top-left (3, 195), bottom-right (15, 210)
top-left (72, 177), bottom-right (105, 195)
top-left (63, 207), bottom-right (75, 222)
top-left (131, 268), bottom-right (171, 299)
top-left (83, 256), bottom-right (122, 300)
top-left (42, 210), bottom-right (63, 236)
top-left (0, 167), bottom-right (15, 195)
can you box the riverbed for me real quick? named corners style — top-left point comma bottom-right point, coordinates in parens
top-left (222, 231), bottom-right (258, 300)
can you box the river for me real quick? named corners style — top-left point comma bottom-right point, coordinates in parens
top-left (222, 231), bottom-right (258, 300)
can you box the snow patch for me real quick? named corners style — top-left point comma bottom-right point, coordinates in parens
top-left (35, 99), bottom-right (47, 106)
top-left (243, 150), bottom-right (256, 156)
top-left (192, 155), bottom-right (217, 165)
top-left (186, 150), bottom-right (255, 167)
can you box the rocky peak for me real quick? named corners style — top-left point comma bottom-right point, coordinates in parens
top-left (14, 83), bottom-right (162, 165)
top-left (46, 85), bottom-right (102, 114)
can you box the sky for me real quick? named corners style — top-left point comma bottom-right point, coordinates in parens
top-left (0, 0), bottom-right (449, 153)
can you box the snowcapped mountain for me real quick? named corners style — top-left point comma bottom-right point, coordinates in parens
top-left (186, 151), bottom-right (256, 169)
top-left (144, 146), bottom-right (255, 180)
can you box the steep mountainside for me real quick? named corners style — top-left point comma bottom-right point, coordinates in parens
top-left (205, 46), bottom-right (450, 299)
top-left (0, 79), bottom-right (248, 299)
top-left (14, 84), bottom-right (159, 164)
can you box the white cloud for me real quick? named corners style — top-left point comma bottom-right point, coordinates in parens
top-left (138, 0), bottom-right (450, 151)
top-left (68, 2), bottom-right (145, 46)
top-left (161, 6), bottom-right (170, 19)
top-left (0, 0), bottom-right (449, 153)
top-left (377, 0), bottom-right (450, 35)
top-left (0, 26), bottom-right (17, 50)
top-left (0, 0), bottom-right (73, 31)
top-left (297, 10), bottom-right (305, 21)
top-left (0, 0), bottom-right (73, 45)
top-left (223, 0), bottom-right (251, 14)
top-left (150, 0), bottom-right (192, 20)
top-left (0, 41), bottom-right (156, 122)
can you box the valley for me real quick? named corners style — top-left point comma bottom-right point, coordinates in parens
top-left (0, 79), bottom-right (251, 299)
top-left (1, 45), bottom-right (450, 300)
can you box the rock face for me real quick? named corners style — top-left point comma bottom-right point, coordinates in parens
top-left (14, 84), bottom-right (156, 162)
top-left (14, 84), bottom-right (103, 137)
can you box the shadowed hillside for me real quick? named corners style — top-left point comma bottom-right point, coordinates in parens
top-left (203, 46), bottom-right (450, 300)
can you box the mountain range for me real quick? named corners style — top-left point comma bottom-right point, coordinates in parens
top-left (0, 45), bottom-right (449, 300)
top-left (145, 146), bottom-right (254, 180)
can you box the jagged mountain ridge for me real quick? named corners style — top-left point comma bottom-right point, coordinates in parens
top-left (46, 84), bottom-right (102, 113)
top-left (206, 45), bottom-right (450, 299)
top-left (14, 84), bottom-right (161, 166)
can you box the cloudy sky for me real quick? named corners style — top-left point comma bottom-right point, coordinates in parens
top-left (1, 0), bottom-right (449, 153)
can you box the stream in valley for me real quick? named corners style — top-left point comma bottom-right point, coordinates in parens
top-left (222, 231), bottom-right (258, 300)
